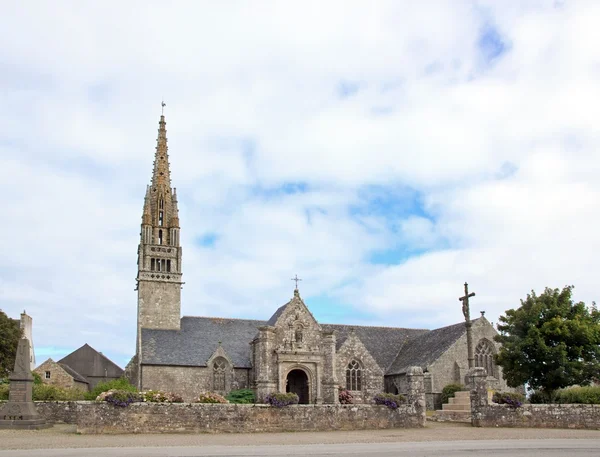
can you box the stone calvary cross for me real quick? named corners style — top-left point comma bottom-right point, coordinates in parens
top-left (291, 274), bottom-right (302, 290)
top-left (459, 282), bottom-right (476, 369)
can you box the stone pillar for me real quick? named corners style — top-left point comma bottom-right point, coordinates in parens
top-left (406, 366), bottom-right (426, 426)
top-left (466, 367), bottom-right (488, 427)
top-left (423, 372), bottom-right (434, 411)
top-left (0, 337), bottom-right (49, 429)
top-left (253, 326), bottom-right (277, 403)
top-left (320, 330), bottom-right (339, 404)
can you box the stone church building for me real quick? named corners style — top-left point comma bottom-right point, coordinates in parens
top-left (129, 113), bottom-right (511, 407)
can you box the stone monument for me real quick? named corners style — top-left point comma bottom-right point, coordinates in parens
top-left (0, 336), bottom-right (49, 429)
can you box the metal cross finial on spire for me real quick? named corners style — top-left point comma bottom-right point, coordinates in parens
top-left (291, 274), bottom-right (302, 290)
top-left (161, 100), bottom-right (166, 115)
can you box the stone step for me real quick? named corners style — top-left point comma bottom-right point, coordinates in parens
top-left (442, 403), bottom-right (470, 411)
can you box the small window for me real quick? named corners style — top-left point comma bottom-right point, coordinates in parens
top-left (151, 258), bottom-right (156, 271)
top-left (159, 198), bottom-right (164, 209)
top-left (45, 371), bottom-right (51, 379)
top-left (167, 259), bottom-right (171, 272)
top-left (158, 230), bottom-right (163, 245)
top-left (159, 211), bottom-right (164, 226)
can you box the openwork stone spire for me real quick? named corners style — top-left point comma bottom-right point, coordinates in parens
top-left (151, 114), bottom-right (172, 189)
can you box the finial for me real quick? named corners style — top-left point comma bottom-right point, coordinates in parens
top-left (291, 274), bottom-right (302, 291)
top-left (480, 311), bottom-right (485, 317)
top-left (161, 100), bottom-right (166, 115)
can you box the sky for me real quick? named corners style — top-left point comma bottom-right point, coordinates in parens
top-left (1, 1), bottom-right (599, 369)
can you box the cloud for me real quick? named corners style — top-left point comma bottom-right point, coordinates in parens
top-left (0, 1), bottom-right (598, 368)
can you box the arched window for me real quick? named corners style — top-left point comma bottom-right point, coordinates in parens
top-left (213, 357), bottom-right (227, 392)
top-left (158, 230), bottom-right (163, 245)
top-left (346, 360), bottom-right (362, 391)
top-left (475, 339), bottom-right (496, 378)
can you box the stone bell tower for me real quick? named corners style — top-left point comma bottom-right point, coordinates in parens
top-left (136, 108), bottom-right (183, 355)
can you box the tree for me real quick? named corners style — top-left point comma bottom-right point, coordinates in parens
top-left (495, 286), bottom-right (600, 396)
top-left (0, 310), bottom-right (22, 377)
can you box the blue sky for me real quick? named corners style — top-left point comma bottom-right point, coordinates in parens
top-left (1, 1), bottom-right (599, 368)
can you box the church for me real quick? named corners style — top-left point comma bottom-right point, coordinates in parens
top-left (128, 113), bottom-right (511, 408)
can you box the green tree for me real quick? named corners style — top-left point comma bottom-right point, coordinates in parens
top-left (0, 310), bottom-right (22, 377)
top-left (495, 286), bottom-right (600, 396)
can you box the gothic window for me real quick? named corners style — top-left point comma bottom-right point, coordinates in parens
top-left (151, 258), bottom-right (156, 271)
top-left (159, 198), bottom-right (164, 209)
top-left (158, 230), bottom-right (163, 245)
top-left (346, 360), bottom-right (362, 391)
top-left (213, 357), bottom-right (228, 392)
top-left (167, 259), bottom-right (171, 272)
top-left (159, 211), bottom-right (164, 226)
top-left (475, 339), bottom-right (497, 378)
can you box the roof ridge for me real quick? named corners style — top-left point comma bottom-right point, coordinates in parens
top-left (323, 323), bottom-right (430, 332)
top-left (182, 315), bottom-right (266, 323)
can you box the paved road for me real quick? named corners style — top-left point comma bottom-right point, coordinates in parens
top-left (1, 440), bottom-right (599, 457)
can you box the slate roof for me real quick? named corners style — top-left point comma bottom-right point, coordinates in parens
top-left (322, 324), bottom-right (428, 371)
top-left (142, 316), bottom-right (267, 368)
top-left (58, 363), bottom-right (89, 384)
top-left (59, 343), bottom-right (124, 378)
top-left (266, 304), bottom-right (286, 326)
top-left (386, 320), bottom-right (475, 375)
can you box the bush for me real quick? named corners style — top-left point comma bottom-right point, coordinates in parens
top-left (33, 384), bottom-right (86, 401)
top-left (196, 392), bottom-right (228, 404)
top-left (264, 392), bottom-right (299, 407)
top-left (441, 383), bottom-right (465, 404)
top-left (555, 386), bottom-right (600, 404)
top-left (492, 391), bottom-right (525, 408)
top-left (32, 372), bottom-right (43, 385)
top-left (141, 390), bottom-right (184, 403)
top-left (373, 393), bottom-right (406, 409)
top-left (338, 387), bottom-right (354, 405)
top-left (98, 389), bottom-right (143, 407)
top-left (85, 378), bottom-right (137, 401)
top-left (0, 384), bottom-right (8, 400)
top-left (528, 389), bottom-right (554, 404)
top-left (226, 389), bottom-right (255, 404)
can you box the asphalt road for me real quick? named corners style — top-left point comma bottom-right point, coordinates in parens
top-left (1, 440), bottom-right (599, 457)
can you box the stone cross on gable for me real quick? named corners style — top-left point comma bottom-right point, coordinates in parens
top-left (291, 274), bottom-right (302, 290)
top-left (459, 282), bottom-right (476, 369)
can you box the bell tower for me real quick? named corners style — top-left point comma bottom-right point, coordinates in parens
top-left (136, 108), bottom-right (183, 355)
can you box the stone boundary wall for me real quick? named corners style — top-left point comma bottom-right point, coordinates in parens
top-left (76, 403), bottom-right (424, 434)
top-left (467, 368), bottom-right (600, 430)
top-left (0, 401), bottom-right (425, 434)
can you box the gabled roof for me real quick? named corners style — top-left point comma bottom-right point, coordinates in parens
top-left (59, 343), bottom-right (124, 378)
top-left (322, 324), bottom-right (428, 371)
top-left (58, 363), bottom-right (89, 384)
top-left (142, 316), bottom-right (267, 368)
top-left (386, 320), bottom-right (475, 375)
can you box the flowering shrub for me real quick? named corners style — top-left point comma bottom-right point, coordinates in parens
top-left (98, 389), bottom-right (143, 407)
top-left (265, 392), bottom-right (299, 407)
top-left (338, 387), bottom-right (354, 404)
top-left (196, 392), bottom-right (229, 403)
top-left (492, 391), bottom-right (524, 408)
top-left (142, 390), bottom-right (184, 403)
top-left (373, 393), bottom-right (405, 409)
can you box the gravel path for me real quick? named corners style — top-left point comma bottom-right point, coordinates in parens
top-left (1, 422), bottom-right (599, 450)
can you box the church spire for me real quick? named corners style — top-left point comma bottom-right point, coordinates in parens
top-left (151, 113), bottom-right (172, 190)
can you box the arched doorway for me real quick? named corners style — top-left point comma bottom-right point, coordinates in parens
top-left (286, 369), bottom-right (309, 404)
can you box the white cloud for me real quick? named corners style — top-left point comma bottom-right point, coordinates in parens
top-left (0, 1), bottom-right (598, 367)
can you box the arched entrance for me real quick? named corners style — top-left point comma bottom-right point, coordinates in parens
top-left (286, 369), bottom-right (309, 404)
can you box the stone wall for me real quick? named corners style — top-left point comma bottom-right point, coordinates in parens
top-left (75, 403), bottom-right (424, 434)
top-left (468, 368), bottom-right (600, 430)
top-left (0, 401), bottom-right (81, 425)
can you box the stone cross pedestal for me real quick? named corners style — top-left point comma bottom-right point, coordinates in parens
top-left (0, 337), bottom-right (50, 429)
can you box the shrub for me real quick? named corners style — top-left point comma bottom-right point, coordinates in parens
top-left (85, 377), bottom-right (137, 401)
top-left (492, 391), bottom-right (525, 408)
top-left (33, 384), bottom-right (86, 401)
top-left (338, 387), bottom-right (354, 405)
top-left (441, 383), bottom-right (465, 404)
top-left (196, 392), bottom-right (229, 404)
top-left (32, 372), bottom-right (43, 385)
top-left (555, 386), bottom-right (600, 405)
top-left (98, 389), bottom-right (143, 407)
top-left (226, 389), bottom-right (255, 404)
top-left (373, 393), bottom-right (406, 409)
top-left (142, 390), bottom-right (184, 403)
top-left (0, 384), bottom-right (8, 400)
top-left (264, 392), bottom-right (299, 407)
